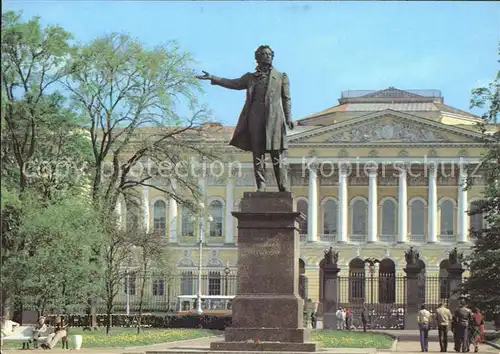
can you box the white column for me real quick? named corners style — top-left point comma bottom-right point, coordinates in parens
top-left (307, 163), bottom-right (319, 242)
top-left (367, 167), bottom-right (378, 243)
top-left (169, 198), bottom-right (178, 243)
top-left (398, 165), bottom-right (408, 243)
top-left (457, 167), bottom-right (468, 243)
top-left (225, 169), bottom-right (234, 244)
top-left (427, 164), bottom-right (438, 243)
top-left (338, 165), bottom-right (348, 243)
top-left (142, 186), bottom-right (149, 233)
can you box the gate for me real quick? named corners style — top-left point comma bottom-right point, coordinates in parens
top-left (338, 275), bottom-right (407, 329)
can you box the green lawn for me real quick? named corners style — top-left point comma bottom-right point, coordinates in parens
top-left (3, 328), bottom-right (394, 349)
top-left (311, 330), bottom-right (394, 349)
top-left (3, 327), bottom-right (220, 349)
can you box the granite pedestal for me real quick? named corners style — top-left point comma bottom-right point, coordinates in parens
top-left (210, 192), bottom-right (319, 352)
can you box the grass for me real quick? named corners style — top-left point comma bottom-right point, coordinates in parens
top-left (3, 327), bottom-right (220, 349)
top-left (3, 328), bottom-right (394, 349)
top-left (311, 330), bottom-right (394, 349)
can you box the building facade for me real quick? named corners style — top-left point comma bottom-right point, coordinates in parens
top-left (118, 88), bottom-right (496, 310)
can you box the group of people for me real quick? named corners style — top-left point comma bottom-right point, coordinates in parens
top-left (0, 315), bottom-right (68, 352)
top-left (335, 307), bottom-right (364, 331)
top-left (417, 301), bottom-right (485, 352)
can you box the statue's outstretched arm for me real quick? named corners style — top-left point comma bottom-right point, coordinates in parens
top-left (211, 73), bottom-right (251, 91)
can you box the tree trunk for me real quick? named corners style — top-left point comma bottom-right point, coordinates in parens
top-left (137, 265), bottom-right (148, 334)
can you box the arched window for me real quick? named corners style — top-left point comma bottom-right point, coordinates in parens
top-left (417, 259), bottom-right (426, 304)
top-left (348, 258), bottom-right (365, 303)
top-left (323, 199), bottom-right (338, 235)
top-left (209, 200), bottom-right (224, 237)
top-left (297, 199), bottom-right (308, 235)
top-left (378, 259), bottom-right (396, 303)
top-left (381, 199), bottom-right (397, 238)
top-left (440, 200), bottom-right (454, 235)
top-left (469, 201), bottom-right (484, 235)
top-left (153, 200), bottom-right (166, 236)
top-left (410, 199), bottom-right (425, 236)
top-left (439, 260), bottom-right (450, 300)
top-left (181, 205), bottom-right (194, 236)
top-left (351, 199), bottom-right (368, 236)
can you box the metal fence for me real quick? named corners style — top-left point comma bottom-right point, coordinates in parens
top-left (21, 273), bottom-right (238, 314)
top-left (337, 275), bottom-right (453, 329)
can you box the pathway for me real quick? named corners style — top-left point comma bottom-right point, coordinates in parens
top-left (378, 329), bottom-right (499, 353)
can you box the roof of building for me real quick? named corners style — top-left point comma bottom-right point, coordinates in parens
top-left (299, 87), bottom-right (481, 123)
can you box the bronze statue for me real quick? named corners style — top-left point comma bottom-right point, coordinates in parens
top-left (323, 247), bottom-right (338, 265)
top-left (197, 45), bottom-right (294, 192)
top-left (404, 246), bottom-right (420, 265)
top-left (448, 247), bottom-right (464, 265)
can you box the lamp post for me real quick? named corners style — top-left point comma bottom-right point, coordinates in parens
top-left (193, 203), bottom-right (213, 316)
top-left (224, 265), bottom-right (231, 295)
top-left (364, 258), bottom-right (379, 328)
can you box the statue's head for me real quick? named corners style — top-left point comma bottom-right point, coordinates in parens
top-left (255, 45), bottom-right (274, 66)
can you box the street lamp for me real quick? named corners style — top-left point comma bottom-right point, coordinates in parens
top-left (193, 202), bottom-right (213, 316)
top-left (364, 258), bottom-right (380, 328)
top-left (224, 265), bottom-right (231, 295)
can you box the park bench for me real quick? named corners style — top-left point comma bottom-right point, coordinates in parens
top-left (2, 325), bottom-right (34, 349)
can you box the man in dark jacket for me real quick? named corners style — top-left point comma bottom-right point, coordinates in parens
top-left (197, 45), bottom-right (294, 192)
top-left (453, 300), bottom-right (473, 352)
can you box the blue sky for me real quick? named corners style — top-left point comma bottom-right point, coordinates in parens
top-left (4, 1), bottom-right (500, 125)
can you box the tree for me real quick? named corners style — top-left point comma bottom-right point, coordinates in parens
top-left (131, 225), bottom-right (173, 334)
top-left (1, 11), bottom-right (96, 318)
top-left (1, 190), bottom-right (104, 317)
top-left (1, 11), bottom-right (74, 192)
top-left (62, 33), bottom-right (217, 330)
top-left (461, 47), bottom-right (500, 318)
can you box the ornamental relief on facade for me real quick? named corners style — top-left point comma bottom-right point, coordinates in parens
top-left (378, 174), bottom-right (399, 186)
top-left (207, 174), bottom-right (228, 186)
top-left (290, 170), bottom-right (309, 186)
top-left (407, 174), bottom-right (428, 186)
top-left (325, 120), bottom-right (448, 143)
top-left (235, 170), bottom-right (255, 186)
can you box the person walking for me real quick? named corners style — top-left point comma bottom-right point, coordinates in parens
top-left (435, 303), bottom-right (453, 352)
top-left (471, 308), bottom-right (484, 353)
top-left (361, 307), bottom-right (368, 332)
top-left (453, 300), bottom-right (473, 352)
top-left (418, 304), bottom-right (431, 352)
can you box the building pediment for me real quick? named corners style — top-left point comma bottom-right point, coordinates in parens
top-left (289, 110), bottom-right (483, 145)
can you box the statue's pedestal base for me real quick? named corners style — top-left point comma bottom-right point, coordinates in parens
top-left (210, 340), bottom-right (319, 352)
top-left (210, 192), bottom-right (319, 352)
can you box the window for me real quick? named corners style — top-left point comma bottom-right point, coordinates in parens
top-left (208, 271), bottom-right (221, 296)
top-left (469, 201), bottom-right (484, 233)
top-left (180, 272), bottom-right (194, 295)
top-left (124, 274), bottom-right (136, 295)
top-left (381, 199), bottom-right (397, 236)
top-left (209, 200), bottom-right (224, 237)
top-left (323, 199), bottom-right (337, 234)
top-left (378, 259), bottom-right (396, 304)
top-left (352, 199), bottom-right (368, 235)
top-left (440, 200), bottom-right (454, 235)
top-left (297, 199), bottom-right (308, 234)
top-left (181, 206), bottom-right (194, 236)
top-left (410, 199), bottom-right (425, 236)
top-left (153, 200), bottom-right (166, 236)
top-left (348, 258), bottom-right (365, 303)
top-left (152, 279), bottom-right (165, 296)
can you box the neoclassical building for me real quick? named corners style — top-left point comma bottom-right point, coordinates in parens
top-left (119, 88), bottom-right (497, 309)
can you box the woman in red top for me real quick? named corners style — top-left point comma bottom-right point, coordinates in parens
top-left (471, 308), bottom-right (484, 353)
